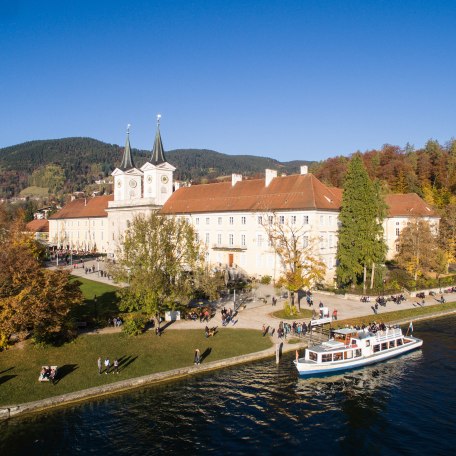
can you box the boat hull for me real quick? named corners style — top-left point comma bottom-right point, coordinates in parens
top-left (294, 337), bottom-right (423, 376)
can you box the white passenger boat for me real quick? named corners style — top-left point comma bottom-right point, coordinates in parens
top-left (294, 325), bottom-right (423, 376)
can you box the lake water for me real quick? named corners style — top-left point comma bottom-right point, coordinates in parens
top-left (1, 316), bottom-right (455, 455)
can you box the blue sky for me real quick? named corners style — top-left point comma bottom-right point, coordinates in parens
top-left (1, 0), bottom-right (455, 162)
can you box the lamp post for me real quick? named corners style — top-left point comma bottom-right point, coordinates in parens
top-left (382, 279), bottom-right (386, 297)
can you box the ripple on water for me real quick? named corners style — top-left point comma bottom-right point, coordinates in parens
top-left (1, 317), bottom-right (455, 455)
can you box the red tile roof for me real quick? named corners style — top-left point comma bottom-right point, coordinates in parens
top-left (385, 193), bottom-right (439, 217)
top-left (49, 195), bottom-right (113, 219)
top-left (161, 174), bottom-right (342, 214)
top-left (26, 219), bottom-right (49, 233)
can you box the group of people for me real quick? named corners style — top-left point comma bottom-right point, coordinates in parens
top-left (108, 316), bottom-right (123, 327)
top-left (39, 366), bottom-right (57, 383)
top-left (97, 356), bottom-right (119, 374)
top-left (221, 307), bottom-right (236, 326)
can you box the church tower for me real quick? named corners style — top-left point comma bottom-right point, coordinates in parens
top-left (112, 125), bottom-right (143, 202)
top-left (141, 115), bottom-right (175, 206)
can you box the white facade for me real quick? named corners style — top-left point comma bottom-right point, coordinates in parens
top-left (49, 216), bottom-right (108, 253)
top-left (183, 208), bottom-right (340, 283)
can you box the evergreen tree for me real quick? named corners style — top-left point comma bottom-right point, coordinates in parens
top-left (336, 155), bottom-right (387, 290)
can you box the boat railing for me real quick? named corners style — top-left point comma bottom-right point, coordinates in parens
top-left (375, 328), bottom-right (402, 341)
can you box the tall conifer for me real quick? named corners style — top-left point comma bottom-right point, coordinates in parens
top-left (336, 155), bottom-right (386, 289)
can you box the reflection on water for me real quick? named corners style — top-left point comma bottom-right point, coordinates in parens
top-left (0, 318), bottom-right (455, 455)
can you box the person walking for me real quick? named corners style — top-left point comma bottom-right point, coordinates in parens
top-left (194, 349), bottom-right (201, 365)
top-left (113, 358), bottom-right (119, 374)
top-left (104, 357), bottom-right (111, 374)
top-left (97, 356), bottom-right (102, 375)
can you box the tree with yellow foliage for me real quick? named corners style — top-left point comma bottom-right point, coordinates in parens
top-left (0, 219), bottom-right (82, 346)
top-left (261, 213), bottom-right (326, 311)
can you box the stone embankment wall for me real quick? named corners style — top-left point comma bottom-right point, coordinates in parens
top-left (0, 342), bottom-right (306, 421)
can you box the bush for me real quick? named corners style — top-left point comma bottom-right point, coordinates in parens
top-left (260, 275), bottom-right (272, 285)
top-left (122, 313), bottom-right (147, 336)
top-left (283, 301), bottom-right (298, 317)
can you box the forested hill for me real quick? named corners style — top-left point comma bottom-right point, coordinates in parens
top-left (312, 139), bottom-right (456, 210)
top-left (0, 137), bottom-right (312, 198)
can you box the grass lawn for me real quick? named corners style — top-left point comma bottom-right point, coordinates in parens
top-left (335, 301), bottom-right (456, 328)
top-left (70, 276), bottom-right (120, 323)
top-left (0, 328), bottom-right (271, 406)
top-left (272, 309), bottom-right (313, 319)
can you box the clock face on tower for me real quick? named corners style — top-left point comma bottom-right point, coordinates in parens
top-left (161, 175), bottom-right (169, 184)
top-left (147, 175), bottom-right (153, 184)
top-left (129, 179), bottom-right (137, 188)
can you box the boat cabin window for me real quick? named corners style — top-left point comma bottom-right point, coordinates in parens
top-left (355, 349), bottom-right (362, 357)
top-left (365, 340), bottom-right (370, 347)
top-left (322, 354), bottom-right (332, 363)
top-left (389, 340), bottom-right (396, 348)
top-left (344, 350), bottom-right (353, 359)
top-left (373, 344), bottom-right (380, 353)
top-left (333, 352), bottom-right (343, 361)
top-left (397, 338), bottom-right (403, 346)
top-left (381, 342), bottom-right (388, 351)
top-left (309, 352), bottom-right (317, 362)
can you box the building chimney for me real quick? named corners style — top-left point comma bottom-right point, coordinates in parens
top-left (265, 169), bottom-right (277, 187)
top-left (300, 165), bottom-right (308, 175)
top-left (232, 173), bottom-right (243, 186)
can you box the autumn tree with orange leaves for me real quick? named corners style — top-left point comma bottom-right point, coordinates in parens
top-left (0, 217), bottom-right (82, 346)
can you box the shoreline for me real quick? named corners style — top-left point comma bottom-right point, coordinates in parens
top-left (1, 308), bottom-right (455, 421)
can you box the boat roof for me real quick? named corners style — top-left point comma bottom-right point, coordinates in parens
top-left (333, 328), bottom-right (358, 335)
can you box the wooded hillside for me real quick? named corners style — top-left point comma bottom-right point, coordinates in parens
top-left (0, 138), bottom-right (311, 198)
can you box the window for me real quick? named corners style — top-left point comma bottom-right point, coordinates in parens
top-left (328, 216), bottom-right (332, 225)
top-left (373, 344), bottom-right (380, 353)
top-left (329, 235), bottom-right (333, 248)
top-left (396, 228), bottom-right (400, 236)
top-left (229, 216), bottom-right (234, 225)
top-left (195, 233), bottom-right (199, 242)
top-left (206, 217), bottom-right (210, 225)
top-left (333, 352), bottom-right (343, 361)
top-left (218, 217), bottom-right (222, 225)
top-left (279, 215), bottom-right (285, 224)
top-left (355, 349), bottom-right (362, 357)
top-left (257, 234), bottom-right (263, 247)
top-left (217, 233), bottom-right (222, 245)
top-left (309, 352), bottom-right (317, 362)
top-left (396, 244), bottom-right (400, 252)
top-left (195, 217), bottom-right (200, 225)
top-left (381, 343), bottom-right (388, 351)
top-left (205, 233), bottom-right (210, 244)
top-left (241, 234), bottom-right (246, 246)
top-left (303, 236), bottom-right (309, 248)
top-left (320, 215), bottom-right (324, 225)
top-left (322, 354), bottom-right (332, 363)
top-left (268, 215), bottom-right (273, 225)
top-left (291, 215), bottom-right (296, 224)
top-left (389, 340), bottom-right (396, 348)
top-left (241, 216), bottom-right (246, 225)
top-left (303, 215), bottom-right (309, 224)
top-left (229, 234), bottom-right (234, 246)
top-left (257, 216), bottom-right (262, 225)
top-left (397, 339), bottom-right (403, 346)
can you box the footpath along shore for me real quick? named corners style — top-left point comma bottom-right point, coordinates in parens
top-left (2, 264), bottom-right (456, 420)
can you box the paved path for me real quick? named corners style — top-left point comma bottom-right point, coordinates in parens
top-left (64, 261), bottom-right (451, 344)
